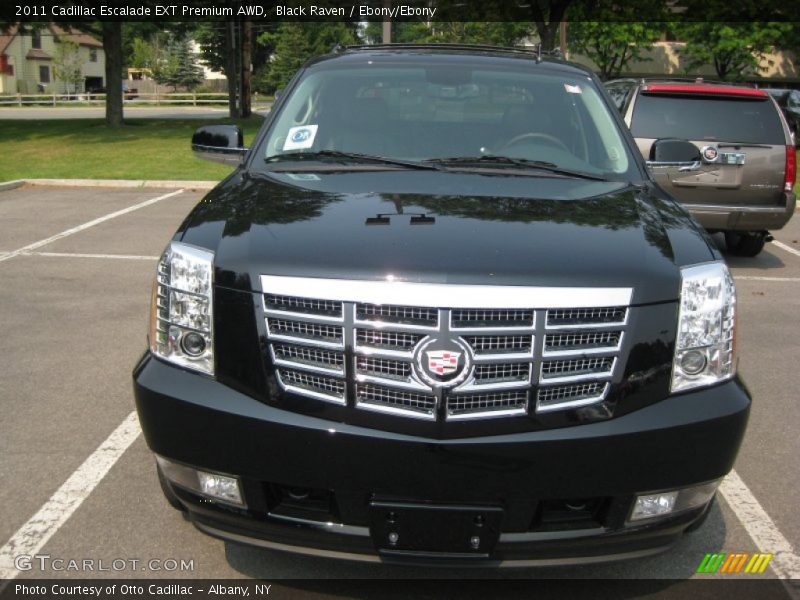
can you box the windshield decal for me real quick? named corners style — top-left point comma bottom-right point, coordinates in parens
top-left (564, 84), bottom-right (582, 94)
top-left (283, 125), bottom-right (318, 151)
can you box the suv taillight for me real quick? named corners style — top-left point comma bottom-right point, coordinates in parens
top-left (786, 146), bottom-right (796, 193)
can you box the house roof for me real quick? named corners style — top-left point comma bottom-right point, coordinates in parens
top-left (0, 25), bottom-right (103, 55)
top-left (50, 25), bottom-right (103, 48)
top-left (0, 25), bottom-right (18, 54)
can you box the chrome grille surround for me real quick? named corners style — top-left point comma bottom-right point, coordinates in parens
top-left (261, 276), bottom-right (631, 421)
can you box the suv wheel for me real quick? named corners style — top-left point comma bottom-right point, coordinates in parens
top-left (725, 231), bottom-right (767, 257)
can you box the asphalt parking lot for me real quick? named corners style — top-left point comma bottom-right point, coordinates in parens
top-left (0, 185), bottom-right (799, 591)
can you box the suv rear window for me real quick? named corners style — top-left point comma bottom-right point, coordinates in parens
top-left (630, 93), bottom-right (785, 145)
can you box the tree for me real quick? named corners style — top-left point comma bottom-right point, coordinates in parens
top-left (526, 0), bottom-right (574, 52)
top-left (52, 40), bottom-right (83, 95)
top-left (102, 22), bottom-right (124, 127)
top-left (676, 22), bottom-right (792, 81)
top-left (567, 1), bottom-right (666, 80)
top-left (259, 23), bottom-right (357, 93)
top-left (152, 36), bottom-right (204, 91)
top-left (364, 22), bottom-right (533, 47)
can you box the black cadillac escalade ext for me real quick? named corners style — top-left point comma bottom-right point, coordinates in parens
top-left (133, 45), bottom-right (750, 566)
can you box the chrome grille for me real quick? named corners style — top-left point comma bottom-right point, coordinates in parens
top-left (537, 382), bottom-right (608, 413)
top-left (272, 344), bottom-right (344, 374)
top-left (261, 276), bottom-right (630, 422)
top-left (356, 356), bottom-right (412, 381)
top-left (452, 309), bottom-right (534, 329)
top-left (265, 294), bottom-right (342, 317)
top-left (464, 335), bottom-right (532, 356)
top-left (541, 357), bottom-right (614, 381)
top-left (268, 319), bottom-right (343, 345)
top-left (356, 384), bottom-right (436, 419)
top-left (544, 331), bottom-right (621, 354)
top-left (474, 363), bottom-right (529, 383)
top-left (448, 391), bottom-right (528, 419)
top-left (547, 307), bottom-right (626, 327)
top-left (277, 369), bottom-right (345, 404)
top-left (356, 303), bottom-right (437, 327)
top-left (356, 329), bottom-right (422, 352)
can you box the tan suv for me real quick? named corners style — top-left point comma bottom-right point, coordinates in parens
top-left (606, 79), bottom-right (796, 256)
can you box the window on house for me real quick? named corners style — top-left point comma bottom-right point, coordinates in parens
top-left (39, 65), bottom-right (50, 83)
top-left (32, 31), bottom-right (42, 49)
top-left (89, 49), bottom-right (97, 62)
top-left (6, 65), bottom-right (13, 76)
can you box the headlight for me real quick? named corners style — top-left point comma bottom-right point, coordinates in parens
top-left (671, 262), bottom-right (736, 393)
top-left (150, 242), bottom-right (214, 375)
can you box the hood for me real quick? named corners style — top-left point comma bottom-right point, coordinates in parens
top-left (180, 170), bottom-right (717, 305)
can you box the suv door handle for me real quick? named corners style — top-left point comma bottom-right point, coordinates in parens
top-left (678, 161), bottom-right (702, 172)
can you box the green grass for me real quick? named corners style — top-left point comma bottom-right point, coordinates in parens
top-left (0, 120), bottom-right (797, 186)
top-left (0, 117), bottom-right (264, 182)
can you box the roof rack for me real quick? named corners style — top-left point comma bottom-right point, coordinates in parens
top-left (337, 43), bottom-right (564, 62)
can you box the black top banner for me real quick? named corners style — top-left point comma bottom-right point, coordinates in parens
top-left (2, 0), bottom-right (797, 23)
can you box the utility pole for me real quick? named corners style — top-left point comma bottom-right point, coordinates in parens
top-left (382, 0), bottom-right (391, 43)
top-left (240, 20), bottom-right (252, 118)
top-left (559, 22), bottom-right (567, 56)
top-left (225, 20), bottom-right (239, 118)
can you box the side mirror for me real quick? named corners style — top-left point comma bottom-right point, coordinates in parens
top-left (191, 125), bottom-right (247, 166)
top-left (646, 138), bottom-right (702, 172)
top-left (274, 88), bottom-right (284, 101)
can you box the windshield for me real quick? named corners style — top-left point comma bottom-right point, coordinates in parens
top-left (258, 60), bottom-right (635, 179)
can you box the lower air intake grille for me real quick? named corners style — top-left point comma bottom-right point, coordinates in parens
top-left (356, 384), bottom-right (436, 419)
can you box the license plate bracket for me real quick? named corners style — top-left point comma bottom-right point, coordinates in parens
top-left (368, 501), bottom-right (503, 557)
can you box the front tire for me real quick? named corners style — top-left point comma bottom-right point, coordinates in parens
top-left (725, 231), bottom-right (767, 257)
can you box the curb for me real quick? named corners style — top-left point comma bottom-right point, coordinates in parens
top-left (0, 179), bottom-right (217, 191)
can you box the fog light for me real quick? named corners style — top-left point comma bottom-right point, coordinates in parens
top-left (629, 480), bottom-right (719, 523)
top-left (197, 472), bottom-right (243, 506)
top-left (631, 492), bottom-right (678, 521)
top-left (181, 331), bottom-right (207, 357)
top-left (156, 456), bottom-right (245, 507)
top-left (680, 349), bottom-right (707, 375)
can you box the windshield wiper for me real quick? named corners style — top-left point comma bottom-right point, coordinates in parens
top-left (425, 155), bottom-right (608, 181)
top-left (265, 150), bottom-right (443, 171)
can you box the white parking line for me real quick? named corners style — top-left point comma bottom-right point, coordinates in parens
top-left (772, 240), bottom-right (800, 259)
top-left (720, 470), bottom-right (800, 585)
top-left (22, 251), bottom-right (159, 260)
top-left (0, 189), bottom-right (183, 264)
top-left (0, 412), bottom-right (142, 582)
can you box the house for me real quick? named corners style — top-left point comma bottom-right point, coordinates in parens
top-left (0, 25), bottom-right (105, 95)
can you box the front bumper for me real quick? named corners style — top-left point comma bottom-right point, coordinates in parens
top-left (133, 355), bottom-right (750, 566)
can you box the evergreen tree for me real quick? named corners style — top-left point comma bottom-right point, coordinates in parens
top-left (153, 36), bottom-right (204, 91)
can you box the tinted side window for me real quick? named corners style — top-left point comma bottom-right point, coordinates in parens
top-left (630, 94), bottom-right (785, 144)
